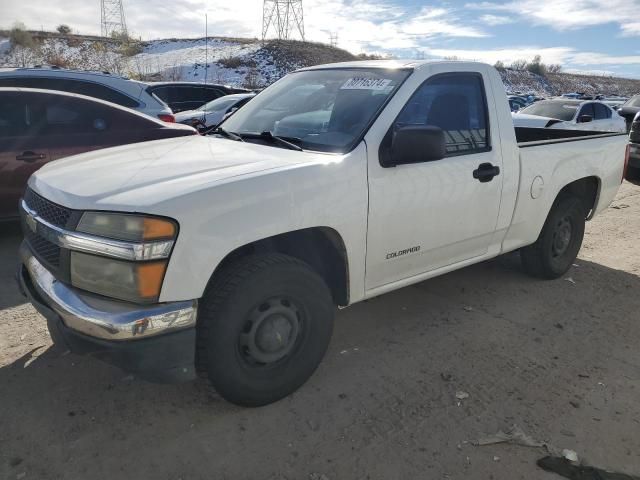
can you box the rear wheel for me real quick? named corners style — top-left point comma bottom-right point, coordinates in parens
top-left (197, 253), bottom-right (335, 407)
top-left (520, 195), bottom-right (586, 279)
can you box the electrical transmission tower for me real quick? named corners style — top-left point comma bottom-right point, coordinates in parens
top-left (101, 0), bottom-right (128, 38)
top-left (329, 32), bottom-right (338, 48)
top-left (262, 0), bottom-right (305, 41)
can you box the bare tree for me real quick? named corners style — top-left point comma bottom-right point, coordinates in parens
top-left (243, 68), bottom-right (262, 89)
top-left (510, 59), bottom-right (527, 71)
top-left (12, 45), bottom-right (40, 67)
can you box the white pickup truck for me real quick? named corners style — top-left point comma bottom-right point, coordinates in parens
top-left (18, 60), bottom-right (628, 407)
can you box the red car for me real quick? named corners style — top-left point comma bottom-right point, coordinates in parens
top-left (0, 87), bottom-right (196, 219)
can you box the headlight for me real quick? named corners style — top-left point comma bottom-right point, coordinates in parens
top-left (71, 252), bottom-right (167, 303)
top-left (71, 213), bottom-right (178, 303)
top-left (77, 212), bottom-right (176, 242)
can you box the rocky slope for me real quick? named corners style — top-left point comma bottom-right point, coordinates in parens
top-left (1, 31), bottom-right (639, 96)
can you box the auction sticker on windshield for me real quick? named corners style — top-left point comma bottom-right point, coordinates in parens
top-left (341, 78), bottom-right (393, 90)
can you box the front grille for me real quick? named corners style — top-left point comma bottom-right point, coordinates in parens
top-left (23, 188), bottom-right (72, 228)
top-left (25, 230), bottom-right (60, 267)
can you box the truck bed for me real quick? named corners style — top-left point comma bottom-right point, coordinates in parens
top-left (515, 126), bottom-right (626, 145)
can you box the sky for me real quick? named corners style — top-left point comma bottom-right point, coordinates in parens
top-left (3, 0), bottom-right (640, 77)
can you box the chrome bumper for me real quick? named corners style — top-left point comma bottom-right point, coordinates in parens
top-left (23, 253), bottom-right (197, 341)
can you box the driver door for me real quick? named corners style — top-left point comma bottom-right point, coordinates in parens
top-left (365, 71), bottom-right (504, 290)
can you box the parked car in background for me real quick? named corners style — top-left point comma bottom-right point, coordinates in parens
top-left (513, 99), bottom-right (626, 132)
top-left (0, 67), bottom-right (176, 122)
top-left (508, 95), bottom-right (529, 112)
top-left (0, 87), bottom-right (196, 219)
top-left (600, 96), bottom-right (628, 111)
top-left (146, 82), bottom-right (250, 113)
top-left (175, 93), bottom-right (256, 128)
top-left (625, 111), bottom-right (640, 185)
top-left (616, 95), bottom-right (640, 131)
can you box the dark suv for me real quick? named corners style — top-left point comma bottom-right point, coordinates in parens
top-left (617, 95), bottom-right (640, 132)
top-left (626, 111), bottom-right (640, 185)
top-left (146, 82), bottom-right (250, 113)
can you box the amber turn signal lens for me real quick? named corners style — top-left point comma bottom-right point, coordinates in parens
top-left (143, 218), bottom-right (176, 240)
top-left (137, 261), bottom-right (168, 298)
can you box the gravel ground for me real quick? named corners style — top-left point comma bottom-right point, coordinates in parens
top-left (1, 183), bottom-right (640, 480)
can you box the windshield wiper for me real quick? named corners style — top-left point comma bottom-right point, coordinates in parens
top-left (239, 131), bottom-right (303, 151)
top-left (211, 126), bottom-right (244, 141)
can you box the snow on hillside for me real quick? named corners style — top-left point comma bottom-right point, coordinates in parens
top-left (499, 68), bottom-right (640, 97)
top-left (0, 34), bottom-right (355, 88)
top-left (1, 32), bottom-right (640, 96)
top-left (130, 38), bottom-right (270, 85)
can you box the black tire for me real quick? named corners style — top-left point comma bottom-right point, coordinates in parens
top-left (625, 165), bottom-right (640, 186)
top-left (197, 253), bottom-right (335, 407)
top-left (520, 195), bottom-right (586, 279)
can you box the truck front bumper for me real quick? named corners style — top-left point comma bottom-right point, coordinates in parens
top-left (17, 253), bottom-right (198, 383)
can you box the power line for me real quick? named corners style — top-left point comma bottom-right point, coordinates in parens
top-left (101, 0), bottom-right (128, 38)
top-left (329, 32), bottom-right (338, 48)
top-left (262, 0), bottom-right (305, 41)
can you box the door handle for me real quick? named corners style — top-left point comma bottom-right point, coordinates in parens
top-left (16, 151), bottom-right (46, 162)
top-left (473, 163), bottom-right (500, 183)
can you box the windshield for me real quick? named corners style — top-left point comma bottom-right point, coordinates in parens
top-left (623, 95), bottom-right (640, 108)
top-left (519, 101), bottom-right (578, 121)
top-left (198, 96), bottom-right (241, 113)
top-left (221, 68), bottom-right (411, 153)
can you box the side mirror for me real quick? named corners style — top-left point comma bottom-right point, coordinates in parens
top-left (578, 114), bottom-right (593, 123)
top-left (388, 126), bottom-right (446, 166)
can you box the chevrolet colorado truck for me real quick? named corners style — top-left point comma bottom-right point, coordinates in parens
top-left (17, 60), bottom-right (628, 407)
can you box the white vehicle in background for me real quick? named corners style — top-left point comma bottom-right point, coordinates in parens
top-left (601, 96), bottom-right (628, 110)
top-left (513, 99), bottom-right (626, 132)
top-left (0, 67), bottom-right (176, 122)
top-left (175, 93), bottom-right (255, 128)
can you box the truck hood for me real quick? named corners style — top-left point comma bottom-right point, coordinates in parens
top-left (512, 113), bottom-right (566, 128)
top-left (30, 135), bottom-right (326, 210)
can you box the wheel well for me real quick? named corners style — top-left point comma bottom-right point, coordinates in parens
top-left (557, 176), bottom-right (600, 218)
top-left (211, 228), bottom-right (350, 306)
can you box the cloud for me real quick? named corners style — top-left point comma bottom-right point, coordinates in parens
top-left (423, 46), bottom-right (574, 65)
top-left (466, 0), bottom-right (640, 36)
top-left (478, 14), bottom-right (513, 26)
top-left (421, 45), bottom-right (640, 70)
top-left (0, 0), bottom-right (487, 54)
top-left (401, 7), bottom-right (488, 39)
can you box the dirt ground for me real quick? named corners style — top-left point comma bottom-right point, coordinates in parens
top-left (1, 183), bottom-right (640, 480)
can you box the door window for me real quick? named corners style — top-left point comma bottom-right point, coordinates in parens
top-left (579, 103), bottom-right (595, 120)
top-left (0, 94), bottom-right (29, 136)
top-left (26, 95), bottom-right (117, 135)
top-left (393, 73), bottom-right (490, 156)
top-left (594, 103), bottom-right (612, 120)
top-left (0, 77), bottom-right (140, 108)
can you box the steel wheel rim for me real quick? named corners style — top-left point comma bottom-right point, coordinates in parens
top-left (552, 216), bottom-right (573, 257)
top-left (239, 296), bottom-right (302, 366)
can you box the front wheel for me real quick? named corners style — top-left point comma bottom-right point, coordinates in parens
top-left (520, 195), bottom-right (586, 279)
top-left (197, 253), bottom-right (335, 407)
top-left (625, 165), bottom-right (640, 186)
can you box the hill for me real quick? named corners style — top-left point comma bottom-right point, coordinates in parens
top-left (1, 31), bottom-right (640, 96)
